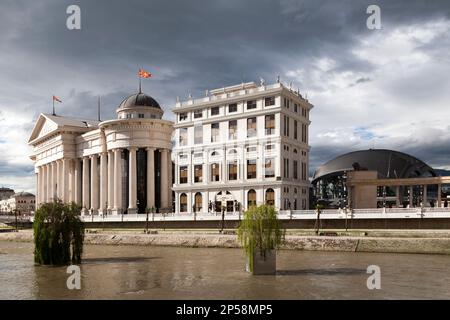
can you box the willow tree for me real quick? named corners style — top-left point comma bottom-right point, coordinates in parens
top-left (237, 204), bottom-right (285, 273)
top-left (33, 201), bottom-right (85, 265)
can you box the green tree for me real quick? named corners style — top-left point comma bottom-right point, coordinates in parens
top-left (237, 204), bottom-right (285, 272)
top-left (33, 201), bottom-right (84, 265)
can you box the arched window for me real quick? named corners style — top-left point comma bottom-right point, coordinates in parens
top-left (248, 189), bottom-right (256, 208)
top-left (211, 151), bottom-right (220, 157)
top-left (293, 149), bottom-right (298, 154)
top-left (265, 188), bottom-right (275, 206)
top-left (195, 192), bottom-right (202, 212)
top-left (228, 149), bottom-right (238, 155)
top-left (180, 193), bottom-right (187, 213)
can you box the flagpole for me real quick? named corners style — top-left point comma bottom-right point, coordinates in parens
top-left (52, 97), bottom-right (55, 116)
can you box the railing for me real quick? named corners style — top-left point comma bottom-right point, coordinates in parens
top-left (20, 208), bottom-right (450, 223)
top-left (68, 207), bottom-right (450, 223)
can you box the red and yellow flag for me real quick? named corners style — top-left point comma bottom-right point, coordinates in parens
top-left (138, 68), bottom-right (152, 78)
top-left (52, 95), bottom-right (62, 103)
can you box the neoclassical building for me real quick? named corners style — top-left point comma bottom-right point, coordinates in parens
top-left (172, 81), bottom-right (313, 214)
top-left (28, 92), bottom-right (173, 215)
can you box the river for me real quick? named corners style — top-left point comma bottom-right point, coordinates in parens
top-left (0, 241), bottom-right (449, 299)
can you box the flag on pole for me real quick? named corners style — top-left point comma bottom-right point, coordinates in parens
top-left (52, 95), bottom-right (62, 103)
top-left (52, 95), bottom-right (62, 116)
top-left (138, 69), bottom-right (152, 78)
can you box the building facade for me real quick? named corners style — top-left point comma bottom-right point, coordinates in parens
top-left (171, 81), bottom-right (312, 214)
top-left (28, 92), bottom-right (173, 215)
top-left (0, 192), bottom-right (36, 215)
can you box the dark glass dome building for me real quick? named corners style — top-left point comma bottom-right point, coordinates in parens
top-left (312, 149), bottom-right (437, 208)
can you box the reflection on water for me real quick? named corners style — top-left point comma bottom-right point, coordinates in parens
top-left (1, 241), bottom-right (450, 299)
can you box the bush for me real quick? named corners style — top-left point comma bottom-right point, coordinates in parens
top-left (237, 205), bottom-right (285, 272)
top-left (33, 201), bottom-right (84, 265)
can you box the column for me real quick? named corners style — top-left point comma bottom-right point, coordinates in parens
top-left (37, 166), bottom-right (43, 205)
top-left (128, 147), bottom-right (137, 214)
top-left (82, 157), bottom-right (90, 215)
top-left (51, 162), bottom-right (56, 202)
top-left (175, 191), bottom-right (180, 214)
top-left (409, 186), bottom-right (413, 207)
top-left (422, 185), bottom-right (427, 207)
top-left (41, 165), bottom-right (47, 203)
top-left (438, 184), bottom-right (442, 208)
top-left (168, 150), bottom-right (173, 211)
top-left (113, 149), bottom-right (122, 215)
top-left (395, 186), bottom-right (401, 207)
top-left (47, 162), bottom-right (55, 201)
top-left (74, 159), bottom-right (82, 205)
top-left (202, 190), bottom-right (209, 214)
top-left (146, 148), bottom-right (155, 210)
top-left (62, 159), bottom-right (69, 202)
top-left (56, 160), bottom-right (62, 200)
top-left (90, 154), bottom-right (99, 214)
top-left (160, 149), bottom-right (169, 209)
top-left (46, 164), bottom-right (51, 202)
top-left (69, 160), bottom-right (75, 203)
top-left (107, 151), bottom-right (114, 211)
top-left (99, 152), bottom-right (108, 215)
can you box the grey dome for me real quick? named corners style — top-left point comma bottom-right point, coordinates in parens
top-left (312, 149), bottom-right (437, 183)
top-left (118, 93), bottom-right (161, 110)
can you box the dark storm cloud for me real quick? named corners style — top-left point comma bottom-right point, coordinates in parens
top-left (1, 0), bottom-right (450, 190)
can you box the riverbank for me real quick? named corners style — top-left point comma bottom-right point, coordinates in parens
top-left (2, 229), bottom-right (450, 255)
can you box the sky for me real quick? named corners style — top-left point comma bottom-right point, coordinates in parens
top-left (1, 0), bottom-right (450, 193)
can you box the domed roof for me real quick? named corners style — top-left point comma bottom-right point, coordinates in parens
top-left (312, 149), bottom-right (437, 182)
top-left (118, 92), bottom-right (161, 110)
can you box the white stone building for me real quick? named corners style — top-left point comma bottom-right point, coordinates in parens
top-left (172, 81), bottom-right (313, 214)
top-left (28, 92), bottom-right (173, 215)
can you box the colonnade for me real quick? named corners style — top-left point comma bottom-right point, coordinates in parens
top-left (36, 147), bottom-right (172, 215)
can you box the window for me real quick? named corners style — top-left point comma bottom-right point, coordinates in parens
top-left (265, 158), bottom-right (275, 178)
top-left (247, 117), bottom-right (257, 138)
top-left (228, 149), bottom-right (238, 155)
top-left (194, 192), bottom-right (202, 212)
top-left (194, 165), bottom-right (203, 183)
top-left (194, 109), bottom-right (203, 119)
top-left (283, 115), bottom-right (291, 137)
top-left (138, 114), bottom-right (144, 118)
top-left (179, 113), bottom-right (187, 121)
top-left (194, 152), bottom-right (203, 158)
top-left (248, 189), bottom-right (256, 208)
top-left (228, 103), bottom-right (237, 113)
top-left (179, 128), bottom-right (188, 146)
top-left (211, 123), bottom-right (220, 142)
top-left (211, 163), bottom-right (220, 182)
top-left (266, 188), bottom-right (275, 206)
top-left (293, 160), bottom-right (298, 179)
top-left (265, 96), bottom-right (275, 106)
top-left (265, 144), bottom-right (274, 151)
top-left (194, 125), bottom-right (203, 144)
top-left (179, 154), bottom-right (188, 160)
top-left (229, 120), bottom-right (237, 140)
top-left (247, 100), bottom-right (257, 110)
top-left (180, 193), bottom-right (187, 212)
top-left (246, 146), bottom-right (257, 153)
top-left (228, 161), bottom-right (238, 180)
top-left (265, 114), bottom-right (275, 135)
top-left (294, 120), bottom-right (298, 140)
top-left (294, 104), bottom-right (298, 113)
top-left (179, 166), bottom-right (188, 184)
top-left (247, 159), bottom-right (257, 179)
top-left (211, 106), bottom-right (220, 116)
top-left (284, 158), bottom-right (289, 178)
